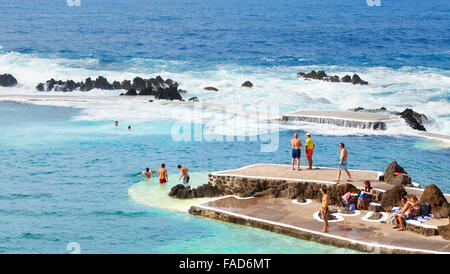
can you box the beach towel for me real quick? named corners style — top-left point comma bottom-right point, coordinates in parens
top-left (389, 207), bottom-right (433, 224)
top-left (410, 214), bottom-right (433, 223)
top-left (389, 207), bottom-right (401, 224)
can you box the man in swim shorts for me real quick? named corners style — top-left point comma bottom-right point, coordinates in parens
top-left (336, 142), bottom-right (353, 183)
top-left (158, 163), bottom-right (168, 184)
top-left (291, 133), bottom-right (303, 170)
top-left (114, 121), bottom-right (118, 127)
top-left (320, 187), bottom-right (330, 233)
top-left (304, 133), bottom-right (315, 170)
top-left (178, 165), bottom-right (190, 184)
top-left (137, 167), bottom-right (157, 179)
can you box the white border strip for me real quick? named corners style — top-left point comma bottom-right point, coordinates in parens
top-left (406, 219), bottom-right (438, 229)
top-left (190, 196), bottom-right (449, 254)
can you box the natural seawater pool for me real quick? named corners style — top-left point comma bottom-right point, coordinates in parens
top-left (0, 101), bottom-right (448, 253)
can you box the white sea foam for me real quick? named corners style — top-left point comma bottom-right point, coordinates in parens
top-left (1, 50), bottom-right (449, 138)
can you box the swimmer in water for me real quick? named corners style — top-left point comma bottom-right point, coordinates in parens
top-left (157, 163), bottom-right (168, 184)
top-left (177, 164), bottom-right (190, 184)
top-left (127, 125), bottom-right (131, 131)
top-left (137, 167), bottom-right (157, 179)
top-left (114, 121), bottom-right (118, 127)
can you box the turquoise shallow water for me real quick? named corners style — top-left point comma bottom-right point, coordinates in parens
top-left (0, 101), bottom-right (448, 253)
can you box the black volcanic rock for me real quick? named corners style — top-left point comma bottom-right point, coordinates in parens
top-left (112, 81), bottom-right (121, 89)
top-left (155, 86), bottom-right (182, 100)
top-left (132, 77), bottom-right (148, 91)
top-left (94, 76), bottom-right (113, 90)
top-left (121, 80), bottom-right (131, 90)
top-left (351, 74), bottom-right (368, 85)
top-left (204, 87), bottom-right (218, 91)
top-left (400, 108), bottom-right (427, 131)
top-left (138, 87), bottom-right (154, 96)
top-left (341, 75), bottom-right (352, 82)
top-left (0, 74), bottom-right (18, 87)
top-left (35, 75), bottom-right (184, 101)
top-left (36, 83), bottom-right (45, 91)
top-left (124, 88), bottom-right (137, 96)
top-left (241, 81), bottom-right (253, 87)
top-left (188, 96), bottom-right (199, 102)
top-left (297, 71), bottom-right (368, 85)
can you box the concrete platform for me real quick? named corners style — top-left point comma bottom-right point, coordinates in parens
top-left (192, 164), bottom-right (450, 253)
top-left (280, 110), bottom-right (393, 130)
top-left (212, 164), bottom-right (450, 201)
top-left (190, 196), bottom-right (450, 254)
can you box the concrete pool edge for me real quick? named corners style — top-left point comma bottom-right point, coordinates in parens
top-left (188, 195), bottom-right (449, 254)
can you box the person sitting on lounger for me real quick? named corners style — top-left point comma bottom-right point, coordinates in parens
top-left (357, 180), bottom-right (374, 210)
top-left (393, 196), bottom-right (420, 231)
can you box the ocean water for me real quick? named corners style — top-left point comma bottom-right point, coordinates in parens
top-left (0, 0), bottom-right (449, 253)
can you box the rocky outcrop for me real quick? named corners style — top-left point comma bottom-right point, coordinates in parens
top-left (205, 174), bottom-right (378, 207)
top-left (37, 75), bottom-right (183, 100)
top-left (241, 81), bottom-right (253, 88)
top-left (154, 86), bottom-right (182, 100)
top-left (0, 74), bottom-right (18, 87)
top-left (204, 87), bottom-right (218, 91)
top-left (420, 184), bottom-right (450, 219)
top-left (168, 183), bottom-right (223, 199)
top-left (400, 108), bottom-right (427, 131)
top-left (384, 161), bottom-right (412, 186)
top-left (188, 97), bottom-right (199, 102)
top-left (341, 75), bottom-right (351, 83)
top-left (350, 74), bottom-right (368, 85)
top-left (297, 71), bottom-right (368, 85)
top-left (138, 88), bottom-right (155, 96)
top-left (381, 184), bottom-right (408, 212)
top-left (123, 88), bottom-right (137, 96)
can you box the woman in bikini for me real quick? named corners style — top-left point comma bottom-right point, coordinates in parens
top-left (357, 180), bottom-right (374, 210)
top-left (394, 195), bottom-right (420, 231)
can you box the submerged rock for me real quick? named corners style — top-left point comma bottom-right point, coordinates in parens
top-left (188, 96), bottom-right (199, 102)
top-left (168, 183), bottom-right (222, 199)
top-left (0, 74), bottom-right (18, 87)
top-left (297, 70), bottom-right (368, 85)
top-left (204, 87), bottom-right (218, 91)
